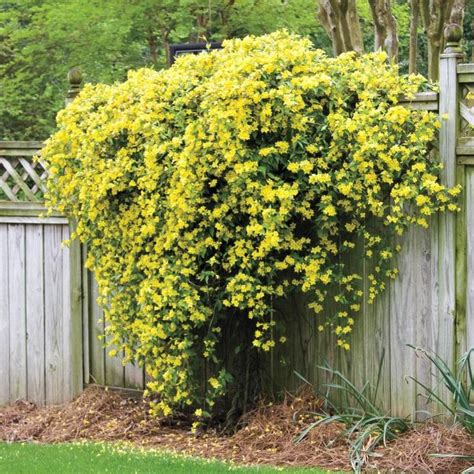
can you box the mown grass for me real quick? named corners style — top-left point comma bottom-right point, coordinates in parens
top-left (0, 442), bottom-right (330, 473)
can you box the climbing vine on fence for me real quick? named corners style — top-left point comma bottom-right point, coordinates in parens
top-left (42, 31), bottom-right (460, 419)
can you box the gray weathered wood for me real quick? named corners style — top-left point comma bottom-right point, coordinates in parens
top-left (0, 157), bottom-right (38, 201)
top-left (434, 43), bottom-right (463, 411)
top-left (389, 227), bottom-right (418, 418)
top-left (25, 225), bottom-right (45, 405)
top-left (0, 202), bottom-right (64, 218)
top-left (0, 149), bottom-right (40, 157)
top-left (124, 363), bottom-right (145, 390)
top-left (8, 224), bottom-right (27, 402)
top-left (88, 276), bottom-right (105, 385)
top-left (105, 322), bottom-right (125, 388)
top-left (457, 156), bottom-right (474, 165)
top-left (0, 141), bottom-right (43, 149)
top-left (0, 217), bottom-right (68, 225)
top-left (81, 246), bottom-right (90, 388)
top-left (457, 72), bottom-right (474, 83)
top-left (457, 63), bottom-right (474, 74)
top-left (44, 225), bottom-right (65, 404)
top-left (456, 137), bottom-right (474, 156)
top-left (67, 223), bottom-right (83, 398)
top-left (399, 92), bottom-right (439, 111)
top-left (0, 225), bottom-right (10, 405)
top-left (464, 169), bottom-right (474, 369)
top-left (460, 102), bottom-right (474, 126)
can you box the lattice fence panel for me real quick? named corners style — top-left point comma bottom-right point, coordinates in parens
top-left (0, 143), bottom-right (46, 202)
top-left (460, 83), bottom-right (474, 138)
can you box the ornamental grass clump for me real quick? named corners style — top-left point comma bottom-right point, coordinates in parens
top-left (42, 31), bottom-right (460, 418)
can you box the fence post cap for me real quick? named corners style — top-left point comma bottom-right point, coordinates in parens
top-left (67, 67), bottom-right (83, 85)
top-left (66, 67), bottom-right (83, 102)
top-left (443, 23), bottom-right (463, 54)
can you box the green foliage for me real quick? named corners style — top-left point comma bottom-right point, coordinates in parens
top-left (0, 0), bottom-right (325, 140)
top-left (295, 360), bottom-right (411, 473)
top-left (0, 0), bottom-right (434, 141)
top-left (41, 31), bottom-right (459, 419)
top-left (408, 345), bottom-right (474, 435)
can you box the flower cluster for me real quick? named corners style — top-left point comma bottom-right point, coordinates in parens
top-left (41, 31), bottom-right (459, 417)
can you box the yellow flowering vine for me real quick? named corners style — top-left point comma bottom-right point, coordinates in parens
top-left (41, 31), bottom-right (460, 417)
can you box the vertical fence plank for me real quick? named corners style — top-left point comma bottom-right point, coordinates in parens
top-left (364, 258), bottom-right (392, 412)
top-left (105, 323), bottom-right (125, 388)
top-left (25, 224), bottom-right (45, 405)
top-left (412, 223), bottom-right (439, 418)
top-left (88, 275), bottom-right (105, 385)
top-left (0, 225), bottom-right (10, 405)
top-left (81, 245), bottom-right (90, 386)
top-left (8, 224), bottom-right (27, 402)
top-left (44, 225), bottom-right (64, 404)
top-left (61, 226), bottom-right (72, 401)
top-left (389, 227), bottom-right (418, 417)
top-left (455, 164), bottom-right (467, 363)
top-left (124, 363), bottom-right (145, 390)
top-left (65, 224), bottom-right (83, 399)
top-left (465, 170), bottom-right (474, 371)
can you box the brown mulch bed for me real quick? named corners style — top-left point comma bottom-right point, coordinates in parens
top-left (0, 386), bottom-right (473, 472)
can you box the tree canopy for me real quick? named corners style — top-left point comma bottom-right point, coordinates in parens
top-left (1, 0), bottom-right (473, 140)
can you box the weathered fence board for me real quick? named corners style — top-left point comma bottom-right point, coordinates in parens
top-left (0, 220), bottom-right (82, 406)
top-left (0, 225), bottom-right (10, 403)
top-left (8, 224), bottom-right (27, 401)
top-left (86, 277), bottom-right (145, 390)
top-left (465, 169), bottom-right (474, 362)
top-left (25, 225), bottom-right (45, 405)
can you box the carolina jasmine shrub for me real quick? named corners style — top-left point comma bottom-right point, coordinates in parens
top-left (42, 31), bottom-right (459, 419)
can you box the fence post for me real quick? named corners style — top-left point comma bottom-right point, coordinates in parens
top-left (438, 24), bottom-right (464, 400)
top-left (64, 67), bottom-right (85, 397)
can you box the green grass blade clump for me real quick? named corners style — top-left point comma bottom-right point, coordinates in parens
top-left (408, 345), bottom-right (474, 434)
top-left (294, 354), bottom-right (411, 473)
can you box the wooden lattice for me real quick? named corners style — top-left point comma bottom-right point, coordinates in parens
top-left (0, 141), bottom-right (46, 202)
top-left (460, 83), bottom-right (474, 138)
top-left (458, 64), bottom-right (474, 139)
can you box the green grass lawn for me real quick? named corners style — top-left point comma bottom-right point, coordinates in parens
top-left (0, 442), bottom-right (330, 473)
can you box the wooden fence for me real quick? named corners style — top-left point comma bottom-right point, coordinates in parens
top-left (0, 141), bottom-right (144, 407)
top-left (0, 142), bottom-right (82, 405)
top-left (0, 29), bottom-right (472, 414)
top-left (271, 40), bottom-right (474, 417)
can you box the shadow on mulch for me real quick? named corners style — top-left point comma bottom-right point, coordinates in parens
top-left (0, 386), bottom-right (472, 473)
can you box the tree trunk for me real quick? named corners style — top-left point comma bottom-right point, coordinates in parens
top-left (384, 1), bottom-right (398, 61)
top-left (368, 0), bottom-right (398, 62)
top-left (318, 0), bottom-right (345, 55)
top-left (428, 39), bottom-right (441, 80)
top-left (419, 0), bottom-right (456, 80)
top-left (409, 0), bottom-right (419, 74)
top-left (318, 0), bottom-right (364, 55)
top-left (147, 30), bottom-right (159, 66)
top-left (450, 0), bottom-right (465, 25)
top-left (347, 1), bottom-right (364, 53)
top-left (336, 0), bottom-right (355, 51)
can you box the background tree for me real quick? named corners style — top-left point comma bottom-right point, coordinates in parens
top-left (0, 0), bottom-right (324, 140)
top-left (368, 0), bottom-right (399, 61)
top-left (1, 0), bottom-right (473, 140)
top-left (408, 0), bottom-right (419, 73)
top-left (317, 0), bottom-right (364, 54)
